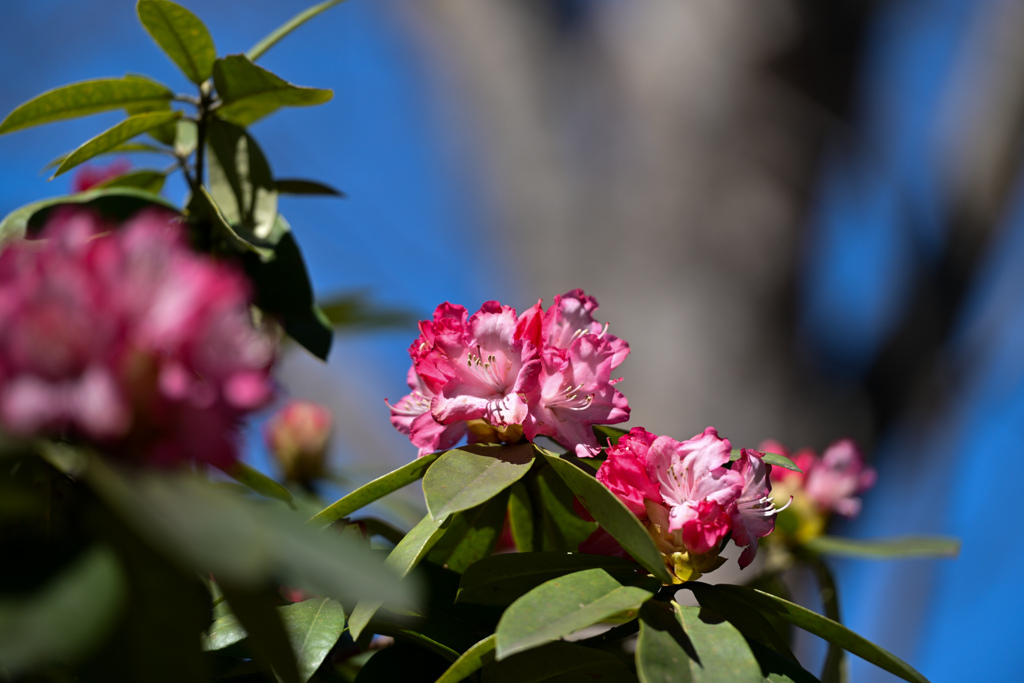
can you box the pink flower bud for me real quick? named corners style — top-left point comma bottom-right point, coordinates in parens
top-left (265, 400), bottom-right (333, 484)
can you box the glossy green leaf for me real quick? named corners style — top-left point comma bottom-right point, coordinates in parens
top-left (495, 568), bottom-right (653, 659)
top-left (0, 76), bottom-right (173, 135)
top-left (685, 582), bottom-right (796, 662)
top-left (729, 449), bottom-right (802, 473)
top-left (221, 586), bottom-right (300, 683)
top-left (424, 444), bottom-right (535, 520)
top-left (458, 552), bottom-right (646, 607)
top-left (696, 585), bottom-right (927, 683)
top-left (318, 292), bottom-right (417, 331)
top-left (137, 0), bottom-right (216, 84)
top-left (309, 452), bottom-right (441, 527)
top-left (275, 178), bottom-right (345, 197)
top-left (0, 187), bottom-right (177, 244)
top-left (206, 117), bottom-right (278, 243)
top-left (348, 512), bottom-right (451, 640)
top-left (281, 598), bottom-right (346, 683)
top-left (483, 641), bottom-right (637, 683)
top-left (213, 54), bottom-right (332, 126)
top-left (247, 0), bottom-right (352, 61)
top-left (221, 461), bottom-right (294, 506)
top-left (0, 546), bottom-right (127, 675)
top-left (428, 488), bottom-right (510, 573)
top-left (435, 634), bottom-right (497, 683)
top-left (541, 452), bottom-right (672, 583)
top-left (93, 169), bottom-right (166, 194)
top-left (803, 535), bottom-right (960, 560)
top-left (203, 612), bottom-right (247, 651)
top-left (53, 111), bottom-right (182, 178)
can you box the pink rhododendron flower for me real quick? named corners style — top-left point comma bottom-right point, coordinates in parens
top-left (265, 400), bottom-right (333, 483)
top-left (387, 290), bottom-right (630, 456)
top-left (762, 438), bottom-right (876, 518)
top-left (583, 426), bottom-right (782, 581)
top-left (0, 207), bottom-right (275, 468)
top-left (72, 159), bottom-right (132, 192)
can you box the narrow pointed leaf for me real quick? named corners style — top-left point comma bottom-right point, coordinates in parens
top-left (803, 535), bottom-right (960, 560)
top-left (275, 178), bottom-right (345, 197)
top-left (213, 55), bottom-right (332, 126)
top-left (308, 452), bottom-right (441, 527)
top-left (495, 568), bottom-right (654, 659)
top-left (696, 584), bottom-right (927, 683)
top-left (280, 598), bottom-right (346, 683)
top-left (53, 111), bottom-right (182, 178)
top-left (541, 452), bottom-right (672, 583)
top-left (137, 0), bottom-right (217, 84)
top-left (42, 142), bottom-right (171, 172)
top-left (435, 634), bottom-right (497, 683)
top-left (247, 0), bottom-right (352, 61)
top-left (221, 461), bottom-right (294, 506)
top-left (317, 293), bottom-right (417, 331)
top-left (729, 449), bottom-right (802, 473)
top-left (347, 512), bottom-right (451, 640)
top-left (424, 444), bottom-right (535, 520)
top-left (0, 77), bottom-right (173, 135)
top-left (93, 169), bottom-right (166, 194)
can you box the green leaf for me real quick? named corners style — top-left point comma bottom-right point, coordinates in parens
top-left (213, 54), bottom-right (333, 126)
top-left (221, 585), bottom-right (301, 683)
top-left (729, 449), bottom-right (803, 473)
top-left (532, 462), bottom-right (599, 552)
top-left (541, 452), bottom-right (672, 583)
top-left (137, 0), bottom-right (217, 84)
top-left (428, 488), bottom-right (511, 573)
top-left (435, 634), bottom-right (497, 683)
top-left (317, 292), bottom-right (418, 331)
top-left (0, 546), bottom-right (127, 675)
top-left (0, 188), bottom-right (178, 244)
top-left (495, 568), bottom-right (653, 659)
top-left (458, 552), bottom-right (647, 607)
top-left (275, 178), bottom-right (345, 197)
top-left (308, 452), bottom-right (441, 527)
top-left (187, 186), bottom-right (274, 259)
top-left (206, 117), bottom-right (278, 243)
top-left (93, 169), bottom-right (166, 194)
top-left (690, 584), bottom-right (927, 683)
top-left (0, 76), bottom-right (174, 136)
top-left (483, 641), bottom-right (637, 683)
top-left (42, 141), bottom-right (171, 172)
top-left (685, 582), bottom-right (796, 662)
top-left (803, 535), bottom-right (961, 560)
top-left (220, 461), bottom-right (294, 506)
top-left (203, 612), bottom-right (247, 651)
top-left (52, 111), bottom-right (182, 178)
top-left (281, 598), bottom-right (346, 683)
top-left (174, 119), bottom-right (198, 157)
top-left (424, 444), bottom-right (535, 520)
top-left (247, 0), bottom-right (353, 62)
top-left (348, 512), bottom-right (451, 640)
top-left (507, 479), bottom-right (534, 552)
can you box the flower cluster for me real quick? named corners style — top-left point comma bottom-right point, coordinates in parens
top-left (583, 427), bottom-right (782, 582)
top-left (0, 208), bottom-right (275, 468)
top-left (388, 290), bottom-right (629, 457)
top-left (761, 438), bottom-right (876, 542)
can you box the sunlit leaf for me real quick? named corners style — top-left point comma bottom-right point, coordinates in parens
top-left (213, 54), bottom-right (332, 126)
top-left (137, 0), bottom-right (217, 84)
top-left (281, 598), bottom-right (346, 683)
top-left (729, 449), bottom-right (802, 473)
top-left (53, 111), bottom-right (182, 178)
top-left (435, 634), bottom-right (497, 683)
top-left (174, 119), bottom-right (198, 157)
top-left (247, 0), bottom-right (353, 61)
top-left (0, 76), bottom-right (173, 135)
top-left (203, 612), bottom-right (247, 651)
top-left (424, 444), bottom-right (535, 520)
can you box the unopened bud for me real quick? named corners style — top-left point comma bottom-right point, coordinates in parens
top-left (265, 401), bottom-right (333, 484)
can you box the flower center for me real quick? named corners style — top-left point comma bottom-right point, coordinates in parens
top-left (466, 347), bottom-right (510, 393)
top-left (546, 382), bottom-right (594, 411)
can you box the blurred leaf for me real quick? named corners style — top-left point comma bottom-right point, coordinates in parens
top-left (174, 119), bottom-right (198, 157)
top-left (275, 178), bottom-right (345, 197)
top-left (203, 611), bottom-right (247, 651)
top-left (318, 292), bottom-right (418, 332)
top-left (0, 187), bottom-right (177, 244)
top-left (0, 546), bottom-right (127, 675)
top-left (348, 512), bottom-right (451, 640)
top-left (93, 169), bottom-right (166, 194)
top-left (213, 54), bottom-right (332, 127)
top-left (435, 634), bottom-right (497, 683)
top-left (281, 598), bottom-right (346, 683)
top-left (495, 568), bottom-right (653, 659)
top-left (729, 449), bottom-right (802, 473)
top-left (309, 452), bottom-right (441, 527)
top-left (805, 556), bottom-right (846, 683)
top-left (541, 451), bottom-right (672, 583)
top-left (0, 76), bottom-right (173, 135)
top-left (424, 444), bottom-right (534, 520)
top-left (221, 585), bottom-right (301, 683)
top-left (84, 460), bottom-right (414, 609)
top-left (688, 584), bottom-right (927, 683)
top-left (247, 0), bottom-right (352, 61)
top-left (357, 517), bottom-right (407, 545)
top-left (428, 488), bottom-right (510, 573)
top-left (137, 0), bottom-right (217, 84)
top-left (686, 582), bottom-right (796, 662)
top-left (803, 535), bottom-right (960, 560)
top-left (457, 552), bottom-right (644, 607)
top-left (220, 461), bottom-right (294, 506)
top-left (42, 141), bottom-right (170, 171)
top-left (53, 111), bottom-right (182, 178)
top-left (206, 117), bottom-right (278, 243)
top-left (483, 641), bottom-right (637, 683)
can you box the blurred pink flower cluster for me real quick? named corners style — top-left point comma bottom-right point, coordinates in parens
top-left (265, 400), bottom-right (333, 483)
top-left (0, 208), bottom-right (275, 468)
top-left (584, 427), bottom-right (780, 580)
top-left (388, 290), bottom-right (629, 457)
top-left (761, 438), bottom-right (876, 518)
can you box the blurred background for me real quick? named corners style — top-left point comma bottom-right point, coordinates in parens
top-left (2, 0), bottom-right (1021, 680)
